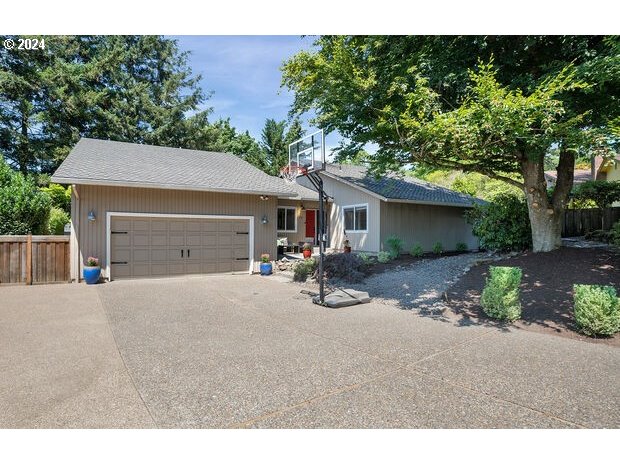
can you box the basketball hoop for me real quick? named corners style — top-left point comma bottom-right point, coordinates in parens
top-left (280, 165), bottom-right (307, 184)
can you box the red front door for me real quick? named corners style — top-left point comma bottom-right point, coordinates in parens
top-left (305, 210), bottom-right (316, 240)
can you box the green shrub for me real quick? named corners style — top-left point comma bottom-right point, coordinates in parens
top-left (357, 252), bottom-right (374, 265)
top-left (410, 243), bottom-right (424, 257)
top-left (0, 159), bottom-right (51, 235)
top-left (456, 242), bottom-right (468, 252)
top-left (432, 242), bottom-right (443, 255)
top-left (573, 285), bottom-right (620, 336)
top-left (480, 266), bottom-right (522, 321)
top-left (47, 207), bottom-right (70, 235)
top-left (466, 193), bottom-right (531, 251)
top-left (610, 220), bottom-right (620, 247)
top-left (377, 251), bottom-right (391, 263)
top-left (40, 183), bottom-right (71, 214)
top-left (385, 234), bottom-right (403, 259)
top-left (293, 258), bottom-right (317, 282)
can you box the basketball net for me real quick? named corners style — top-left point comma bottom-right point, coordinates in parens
top-left (280, 165), bottom-right (307, 184)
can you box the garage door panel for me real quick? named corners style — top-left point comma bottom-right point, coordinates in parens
top-left (186, 261), bottom-right (202, 274)
top-left (186, 233), bottom-right (202, 246)
top-left (112, 219), bottom-right (132, 230)
top-left (151, 248), bottom-right (168, 261)
top-left (133, 234), bottom-right (149, 247)
top-left (114, 249), bottom-right (131, 262)
top-left (203, 234), bottom-right (217, 246)
top-left (151, 220), bottom-right (168, 231)
top-left (112, 234), bottom-right (130, 247)
top-left (217, 262), bottom-right (233, 273)
top-left (234, 233), bottom-right (249, 246)
top-left (133, 220), bottom-right (150, 231)
top-left (203, 221), bottom-right (218, 232)
top-left (218, 221), bottom-right (233, 232)
top-left (169, 263), bottom-right (185, 274)
top-left (132, 264), bottom-right (150, 277)
top-left (113, 264), bottom-right (131, 277)
top-left (218, 234), bottom-right (233, 247)
top-left (151, 263), bottom-right (169, 275)
top-left (233, 221), bottom-right (249, 233)
top-left (151, 234), bottom-right (167, 246)
top-left (133, 249), bottom-right (149, 262)
top-left (186, 221), bottom-right (202, 232)
top-left (169, 233), bottom-right (185, 246)
top-left (218, 248), bottom-right (233, 259)
top-left (169, 221), bottom-right (185, 232)
top-left (110, 215), bottom-right (251, 280)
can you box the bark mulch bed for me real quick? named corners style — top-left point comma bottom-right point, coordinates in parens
top-left (445, 247), bottom-right (620, 346)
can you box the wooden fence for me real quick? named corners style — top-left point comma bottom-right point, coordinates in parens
top-left (562, 207), bottom-right (620, 237)
top-left (0, 235), bottom-right (70, 285)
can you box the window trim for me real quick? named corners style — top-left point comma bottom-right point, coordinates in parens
top-left (277, 206), bottom-right (297, 233)
top-left (342, 203), bottom-right (368, 233)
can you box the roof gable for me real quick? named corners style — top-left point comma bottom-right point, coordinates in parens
top-left (323, 164), bottom-right (484, 207)
top-left (51, 138), bottom-right (296, 197)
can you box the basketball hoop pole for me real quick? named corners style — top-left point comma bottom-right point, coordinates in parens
top-left (306, 172), bottom-right (326, 304)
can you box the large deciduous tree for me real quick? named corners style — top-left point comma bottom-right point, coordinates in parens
top-left (282, 36), bottom-right (620, 252)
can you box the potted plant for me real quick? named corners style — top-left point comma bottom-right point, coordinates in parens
top-left (259, 253), bottom-right (272, 275)
top-left (83, 256), bottom-right (101, 284)
top-left (343, 239), bottom-right (352, 254)
top-left (302, 242), bottom-right (312, 259)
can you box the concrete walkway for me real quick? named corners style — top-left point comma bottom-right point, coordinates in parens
top-left (1, 275), bottom-right (618, 428)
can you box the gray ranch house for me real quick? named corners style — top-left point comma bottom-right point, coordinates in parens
top-left (297, 164), bottom-right (482, 254)
top-left (52, 138), bottom-right (480, 282)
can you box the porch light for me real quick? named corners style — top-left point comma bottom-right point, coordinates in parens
top-left (88, 210), bottom-right (96, 222)
top-left (260, 195), bottom-right (270, 201)
top-left (261, 215), bottom-right (269, 224)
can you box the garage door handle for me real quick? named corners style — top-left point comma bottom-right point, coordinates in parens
top-left (181, 249), bottom-right (184, 258)
top-left (111, 261), bottom-right (127, 265)
top-left (187, 249), bottom-right (190, 258)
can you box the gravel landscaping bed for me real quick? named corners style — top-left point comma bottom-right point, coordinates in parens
top-left (354, 252), bottom-right (490, 312)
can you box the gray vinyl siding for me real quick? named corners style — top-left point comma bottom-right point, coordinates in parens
top-left (298, 175), bottom-right (381, 252)
top-left (72, 185), bottom-right (277, 280)
top-left (379, 202), bottom-right (478, 252)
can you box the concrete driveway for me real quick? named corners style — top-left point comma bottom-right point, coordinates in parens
top-left (1, 275), bottom-right (618, 428)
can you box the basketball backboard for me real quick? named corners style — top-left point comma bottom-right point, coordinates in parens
top-left (287, 129), bottom-right (325, 179)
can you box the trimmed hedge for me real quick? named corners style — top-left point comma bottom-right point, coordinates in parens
top-left (573, 285), bottom-right (620, 336)
top-left (480, 266), bottom-right (522, 321)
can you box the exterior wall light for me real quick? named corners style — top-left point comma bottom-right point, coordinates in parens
top-left (261, 215), bottom-right (269, 224)
top-left (88, 210), bottom-right (96, 222)
top-left (260, 195), bottom-right (270, 201)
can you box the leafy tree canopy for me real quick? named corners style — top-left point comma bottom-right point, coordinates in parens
top-left (282, 36), bottom-right (620, 252)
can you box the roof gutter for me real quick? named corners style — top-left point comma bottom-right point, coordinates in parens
top-left (50, 176), bottom-right (297, 198)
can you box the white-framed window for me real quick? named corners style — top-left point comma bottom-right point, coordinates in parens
top-left (343, 203), bottom-right (368, 232)
top-left (277, 206), bottom-right (297, 232)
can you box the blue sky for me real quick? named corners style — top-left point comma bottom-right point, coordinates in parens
top-left (174, 35), bottom-right (315, 140)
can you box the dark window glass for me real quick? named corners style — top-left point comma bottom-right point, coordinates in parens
top-left (277, 208), bottom-right (286, 230)
top-left (344, 208), bottom-right (354, 230)
top-left (355, 206), bottom-right (367, 231)
top-left (278, 208), bottom-right (296, 231)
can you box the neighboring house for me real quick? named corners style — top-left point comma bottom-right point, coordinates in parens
top-left (52, 138), bottom-right (306, 281)
top-left (545, 155), bottom-right (620, 205)
top-left (296, 164), bottom-right (483, 254)
top-left (544, 169), bottom-right (592, 189)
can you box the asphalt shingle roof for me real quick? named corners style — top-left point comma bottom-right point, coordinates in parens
top-left (282, 181), bottom-right (319, 201)
top-left (324, 164), bottom-right (483, 207)
top-left (51, 138), bottom-right (296, 197)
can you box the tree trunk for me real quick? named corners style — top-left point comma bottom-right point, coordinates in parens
top-left (521, 149), bottom-right (575, 253)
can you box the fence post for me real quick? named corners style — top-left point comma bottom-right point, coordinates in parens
top-left (26, 234), bottom-right (32, 285)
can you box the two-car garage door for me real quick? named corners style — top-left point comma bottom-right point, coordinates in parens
top-left (110, 215), bottom-right (251, 279)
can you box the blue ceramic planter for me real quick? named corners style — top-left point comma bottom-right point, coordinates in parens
top-left (83, 266), bottom-right (101, 284)
top-left (260, 262), bottom-right (272, 276)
